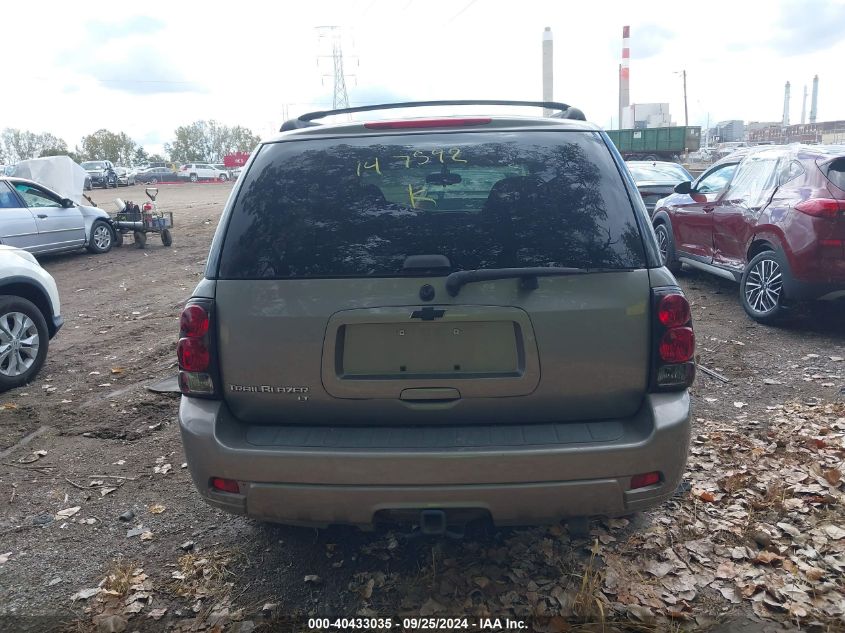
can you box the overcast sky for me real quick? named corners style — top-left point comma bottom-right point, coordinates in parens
top-left (3, 0), bottom-right (844, 155)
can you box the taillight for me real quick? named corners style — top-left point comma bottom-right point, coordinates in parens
top-left (363, 117), bottom-right (492, 129)
top-left (210, 477), bottom-right (240, 494)
top-left (178, 300), bottom-right (218, 397)
top-left (657, 294), bottom-right (691, 327)
top-left (795, 198), bottom-right (845, 218)
top-left (631, 472), bottom-right (661, 490)
top-left (651, 288), bottom-right (695, 391)
top-left (659, 327), bottom-right (695, 363)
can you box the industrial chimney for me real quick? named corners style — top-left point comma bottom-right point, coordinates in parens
top-left (782, 81), bottom-right (790, 127)
top-left (810, 75), bottom-right (819, 124)
top-left (619, 26), bottom-right (630, 128)
top-left (801, 85), bottom-right (807, 125)
top-left (542, 27), bottom-right (553, 116)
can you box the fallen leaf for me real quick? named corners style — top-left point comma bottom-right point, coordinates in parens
top-left (0, 552), bottom-right (11, 564)
top-left (693, 489), bottom-right (716, 503)
top-left (149, 504), bottom-right (165, 514)
top-left (734, 401), bottom-right (747, 409)
top-left (140, 531), bottom-right (153, 541)
top-left (715, 561), bottom-right (736, 579)
top-left (71, 587), bottom-right (100, 601)
top-left (419, 598), bottom-right (445, 616)
top-left (823, 468), bottom-right (841, 485)
top-left (822, 524), bottom-right (845, 540)
top-left (644, 560), bottom-right (674, 578)
top-left (754, 551), bottom-right (784, 565)
top-left (148, 608), bottom-right (167, 621)
top-left (806, 567), bottom-right (825, 581)
top-left (0, 402), bottom-right (19, 410)
top-left (100, 487), bottom-right (117, 497)
top-left (361, 578), bottom-right (375, 599)
top-left (111, 367), bottom-right (125, 375)
top-left (55, 507), bottom-right (81, 519)
top-left (304, 574), bottom-right (321, 584)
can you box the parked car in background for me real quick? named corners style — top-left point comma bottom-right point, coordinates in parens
top-left (1, 165), bottom-right (16, 176)
top-left (653, 144), bottom-right (845, 323)
top-left (0, 176), bottom-right (115, 255)
top-left (81, 160), bottom-right (118, 188)
top-left (178, 100), bottom-right (695, 532)
top-left (135, 167), bottom-right (179, 184)
top-left (115, 166), bottom-right (136, 186)
top-left (0, 245), bottom-right (62, 392)
top-left (626, 161), bottom-right (693, 215)
top-left (178, 163), bottom-right (229, 182)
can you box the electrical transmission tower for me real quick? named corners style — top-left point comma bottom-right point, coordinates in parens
top-left (316, 26), bottom-right (357, 110)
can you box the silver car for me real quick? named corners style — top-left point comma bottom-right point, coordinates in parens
top-left (0, 177), bottom-right (115, 255)
top-left (178, 100), bottom-right (695, 534)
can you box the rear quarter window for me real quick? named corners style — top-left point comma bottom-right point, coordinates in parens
top-left (217, 130), bottom-right (646, 279)
top-left (823, 157), bottom-right (845, 191)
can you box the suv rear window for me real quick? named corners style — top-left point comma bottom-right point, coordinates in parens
top-left (218, 131), bottom-right (645, 279)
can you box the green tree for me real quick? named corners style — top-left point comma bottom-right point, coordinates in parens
top-left (79, 130), bottom-right (138, 165)
top-left (166, 120), bottom-right (260, 163)
top-left (132, 146), bottom-right (149, 166)
top-left (1, 128), bottom-right (69, 163)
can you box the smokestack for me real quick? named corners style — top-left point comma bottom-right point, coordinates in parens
top-left (782, 81), bottom-right (790, 127)
top-left (801, 85), bottom-right (807, 124)
top-left (619, 26), bottom-right (630, 128)
top-left (542, 27), bottom-right (553, 116)
top-left (810, 74), bottom-right (818, 124)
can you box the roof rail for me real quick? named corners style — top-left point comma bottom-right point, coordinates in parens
top-left (279, 100), bottom-right (586, 131)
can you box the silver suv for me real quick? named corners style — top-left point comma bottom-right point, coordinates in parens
top-left (178, 163), bottom-right (229, 182)
top-left (178, 101), bottom-right (694, 533)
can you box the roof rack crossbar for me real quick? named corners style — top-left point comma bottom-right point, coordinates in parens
top-left (280, 100), bottom-right (586, 131)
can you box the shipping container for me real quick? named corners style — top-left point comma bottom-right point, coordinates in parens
top-left (605, 126), bottom-right (701, 161)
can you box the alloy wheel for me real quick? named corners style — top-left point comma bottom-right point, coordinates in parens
top-left (656, 226), bottom-right (669, 264)
top-left (0, 312), bottom-right (40, 377)
top-left (744, 257), bottom-right (782, 314)
top-left (93, 224), bottom-right (112, 250)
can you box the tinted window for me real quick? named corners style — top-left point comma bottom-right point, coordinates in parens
top-left (696, 163), bottom-right (737, 194)
top-left (0, 182), bottom-right (21, 208)
top-left (218, 131), bottom-right (645, 279)
top-left (823, 157), bottom-right (845, 191)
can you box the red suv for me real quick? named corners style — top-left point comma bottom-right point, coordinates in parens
top-left (653, 145), bottom-right (845, 323)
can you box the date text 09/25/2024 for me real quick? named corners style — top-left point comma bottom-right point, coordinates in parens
top-left (307, 618), bottom-right (528, 630)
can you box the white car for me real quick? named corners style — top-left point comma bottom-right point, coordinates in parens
top-left (0, 176), bottom-right (116, 255)
top-left (178, 163), bottom-right (229, 182)
top-left (0, 245), bottom-right (62, 392)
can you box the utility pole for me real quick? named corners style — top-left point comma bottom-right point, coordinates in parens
top-left (682, 70), bottom-right (688, 127)
top-left (316, 26), bottom-right (356, 110)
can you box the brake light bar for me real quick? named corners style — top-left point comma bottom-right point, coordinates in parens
top-left (177, 299), bottom-right (219, 398)
top-left (650, 288), bottom-right (695, 391)
top-left (364, 118), bottom-right (492, 130)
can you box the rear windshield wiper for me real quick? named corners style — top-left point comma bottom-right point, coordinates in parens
top-left (445, 267), bottom-right (620, 296)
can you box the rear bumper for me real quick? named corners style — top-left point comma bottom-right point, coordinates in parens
top-left (178, 392), bottom-right (691, 528)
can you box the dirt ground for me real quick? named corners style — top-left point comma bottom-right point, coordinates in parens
top-left (0, 182), bottom-right (843, 632)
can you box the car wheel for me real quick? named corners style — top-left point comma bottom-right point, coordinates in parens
top-left (218, 174), bottom-right (228, 182)
top-left (0, 295), bottom-right (49, 393)
top-left (189, 173), bottom-right (198, 183)
top-left (87, 220), bottom-right (114, 254)
top-left (150, 177), bottom-right (158, 184)
top-left (740, 250), bottom-right (791, 324)
top-left (161, 228), bottom-right (173, 247)
top-left (654, 222), bottom-right (681, 274)
top-left (84, 179), bottom-right (92, 191)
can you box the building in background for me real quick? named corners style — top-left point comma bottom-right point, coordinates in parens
top-left (746, 120), bottom-right (845, 144)
top-left (622, 103), bottom-right (671, 129)
top-left (710, 120), bottom-right (745, 143)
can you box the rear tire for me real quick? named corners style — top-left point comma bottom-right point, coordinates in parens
top-left (161, 229), bottom-right (172, 247)
top-left (654, 222), bottom-right (681, 274)
top-left (0, 295), bottom-right (49, 393)
top-left (740, 250), bottom-right (791, 324)
top-left (86, 220), bottom-right (113, 254)
top-left (189, 173), bottom-right (198, 183)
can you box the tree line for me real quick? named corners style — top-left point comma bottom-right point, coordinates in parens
top-left (0, 121), bottom-right (261, 167)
